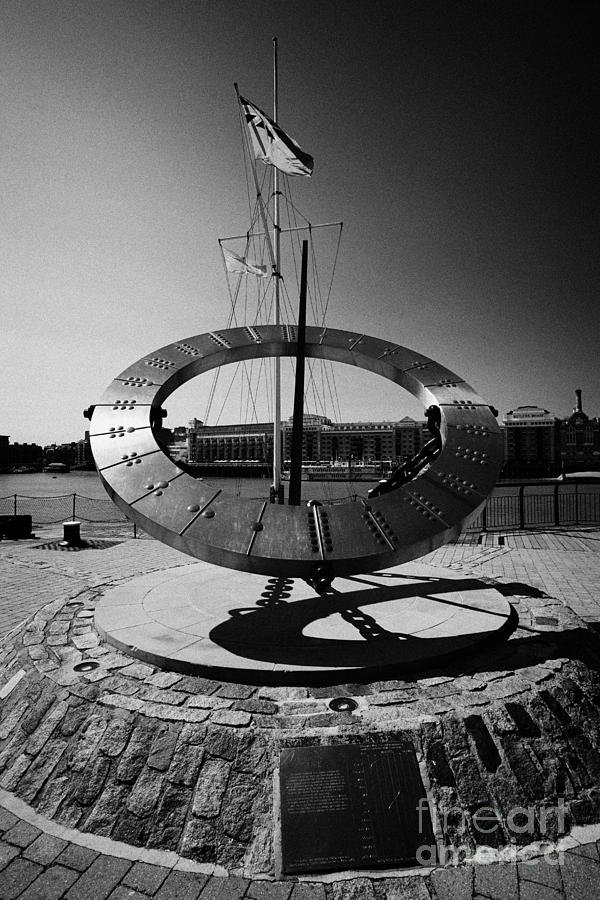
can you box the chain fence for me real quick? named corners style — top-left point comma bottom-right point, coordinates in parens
top-left (1, 484), bottom-right (599, 536)
top-left (0, 494), bottom-right (130, 528)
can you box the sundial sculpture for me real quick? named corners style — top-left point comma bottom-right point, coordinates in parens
top-left (86, 55), bottom-right (506, 679)
top-left (86, 328), bottom-right (503, 589)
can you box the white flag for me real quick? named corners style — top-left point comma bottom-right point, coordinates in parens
top-left (240, 96), bottom-right (313, 177)
top-left (223, 248), bottom-right (268, 277)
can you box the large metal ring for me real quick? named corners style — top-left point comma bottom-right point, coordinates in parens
top-left (89, 326), bottom-right (503, 578)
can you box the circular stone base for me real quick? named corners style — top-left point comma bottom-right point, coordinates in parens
top-left (95, 562), bottom-right (514, 683)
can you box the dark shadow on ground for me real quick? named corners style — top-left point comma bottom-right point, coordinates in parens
top-left (207, 572), bottom-right (600, 686)
top-left (208, 573), bottom-right (520, 684)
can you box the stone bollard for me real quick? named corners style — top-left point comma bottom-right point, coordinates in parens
top-left (61, 520), bottom-right (82, 546)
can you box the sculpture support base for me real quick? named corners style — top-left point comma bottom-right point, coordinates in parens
top-left (95, 561), bottom-right (514, 685)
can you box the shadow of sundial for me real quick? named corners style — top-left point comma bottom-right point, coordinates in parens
top-left (95, 562), bottom-right (515, 682)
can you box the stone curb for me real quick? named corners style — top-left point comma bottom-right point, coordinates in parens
top-left (0, 788), bottom-right (227, 877)
top-left (3, 786), bottom-right (600, 885)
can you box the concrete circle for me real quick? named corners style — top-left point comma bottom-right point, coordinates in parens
top-left (95, 562), bottom-right (514, 684)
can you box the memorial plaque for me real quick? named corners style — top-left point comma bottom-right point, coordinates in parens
top-left (280, 740), bottom-right (435, 874)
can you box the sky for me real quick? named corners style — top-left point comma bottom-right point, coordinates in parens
top-left (1, 0), bottom-right (598, 445)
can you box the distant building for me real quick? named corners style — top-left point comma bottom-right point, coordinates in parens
top-left (558, 389), bottom-right (600, 473)
top-left (502, 405), bottom-right (559, 477)
top-left (187, 421), bottom-right (274, 464)
top-left (188, 414), bottom-right (428, 467)
top-left (43, 442), bottom-right (78, 469)
top-left (0, 436), bottom-right (44, 471)
top-left (394, 417), bottom-right (429, 461)
top-left (282, 414), bottom-right (332, 462)
top-left (0, 435), bottom-right (10, 472)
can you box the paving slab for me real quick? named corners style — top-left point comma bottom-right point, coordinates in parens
top-left (94, 563), bottom-right (513, 682)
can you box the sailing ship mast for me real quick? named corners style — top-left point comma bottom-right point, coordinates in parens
top-left (272, 37), bottom-right (283, 503)
top-left (225, 43), bottom-right (342, 504)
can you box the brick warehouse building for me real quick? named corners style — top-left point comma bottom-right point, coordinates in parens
top-left (187, 415), bottom-right (429, 467)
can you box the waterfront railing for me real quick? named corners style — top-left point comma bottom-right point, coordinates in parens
top-left (0, 494), bottom-right (128, 525)
top-left (1, 480), bottom-right (599, 534)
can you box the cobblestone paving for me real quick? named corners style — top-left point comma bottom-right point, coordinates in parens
top-left (1, 527), bottom-right (600, 896)
top-left (425, 529), bottom-right (600, 624)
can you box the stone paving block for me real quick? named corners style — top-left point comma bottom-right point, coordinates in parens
top-left (99, 718), bottom-right (134, 757)
top-left (0, 752), bottom-right (33, 790)
top-left (166, 742), bottom-right (204, 786)
top-left (126, 766), bottom-right (164, 817)
top-left (0, 857), bottom-right (44, 899)
top-left (78, 780), bottom-right (131, 836)
top-left (330, 878), bottom-right (376, 900)
top-left (0, 807), bottom-right (18, 832)
top-left (192, 758), bottom-right (230, 817)
top-left (74, 755), bottom-right (112, 806)
top-left (430, 865), bottom-right (473, 900)
top-left (518, 855), bottom-right (563, 890)
top-left (180, 816), bottom-right (217, 862)
top-left (232, 699), bottom-right (278, 715)
top-left (0, 839), bottom-right (21, 871)
top-left (55, 842), bottom-right (99, 871)
top-left (518, 879), bottom-right (564, 900)
top-left (204, 725), bottom-right (239, 760)
top-left (376, 876), bottom-right (432, 898)
top-left (121, 860), bottom-right (170, 893)
top-left (64, 854), bottom-right (133, 900)
top-left (17, 863), bottom-right (80, 900)
top-left (289, 884), bottom-right (327, 900)
top-left (464, 715), bottom-right (501, 772)
top-left (568, 842), bottom-right (600, 861)
top-left (197, 875), bottom-right (251, 900)
top-left (153, 869), bottom-right (207, 899)
top-left (560, 848), bottom-right (600, 900)
top-left (221, 771), bottom-right (260, 842)
top-left (144, 672), bottom-right (182, 688)
top-left (116, 722), bottom-right (158, 783)
top-left (147, 726), bottom-right (179, 770)
top-left (217, 683), bottom-right (256, 700)
top-left (209, 709), bottom-right (252, 727)
top-left (106, 886), bottom-right (147, 899)
top-left (120, 663), bottom-right (155, 680)
top-left (474, 862), bottom-right (518, 899)
top-left (3, 819), bottom-right (43, 848)
top-left (23, 832), bottom-right (69, 865)
top-left (177, 676), bottom-right (221, 695)
top-left (246, 881), bottom-right (294, 899)
top-left (147, 784), bottom-right (190, 851)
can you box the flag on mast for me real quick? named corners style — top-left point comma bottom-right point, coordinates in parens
top-left (223, 247), bottom-right (268, 277)
top-left (239, 96), bottom-right (313, 177)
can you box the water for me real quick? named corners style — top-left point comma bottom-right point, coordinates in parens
top-left (0, 471), bottom-right (377, 506)
top-left (0, 471), bottom-right (108, 500)
top-left (2, 471), bottom-right (598, 529)
top-left (2, 471), bottom-right (598, 504)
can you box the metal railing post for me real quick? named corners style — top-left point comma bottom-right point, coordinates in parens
top-left (72, 493), bottom-right (77, 519)
top-left (13, 494), bottom-right (17, 515)
top-left (554, 483), bottom-right (560, 527)
top-left (519, 484), bottom-right (525, 529)
top-left (481, 504), bottom-right (488, 532)
top-left (575, 481), bottom-right (579, 525)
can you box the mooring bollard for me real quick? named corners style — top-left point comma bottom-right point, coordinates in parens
top-left (61, 520), bottom-right (82, 546)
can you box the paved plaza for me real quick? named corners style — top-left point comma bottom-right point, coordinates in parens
top-left (1, 523), bottom-right (600, 898)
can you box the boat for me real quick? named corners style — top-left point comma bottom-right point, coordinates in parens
top-left (42, 462), bottom-right (69, 473)
top-left (281, 462), bottom-right (390, 482)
